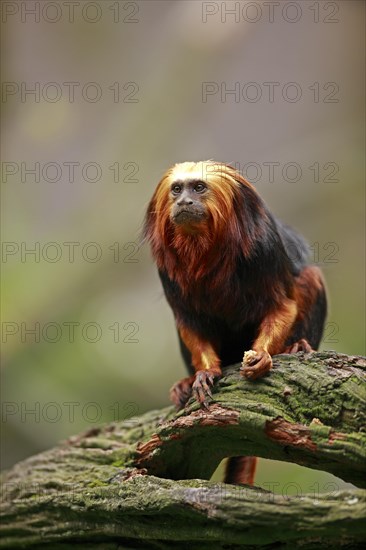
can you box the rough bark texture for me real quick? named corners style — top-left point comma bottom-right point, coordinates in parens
top-left (1, 351), bottom-right (366, 548)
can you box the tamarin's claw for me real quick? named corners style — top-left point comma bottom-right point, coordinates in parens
top-left (240, 350), bottom-right (272, 380)
top-left (169, 375), bottom-right (195, 410)
top-left (282, 339), bottom-right (314, 354)
top-left (192, 370), bottom-right (217, 409)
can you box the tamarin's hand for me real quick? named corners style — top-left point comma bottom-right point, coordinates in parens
top-left (144, 161), bottom-right (327, 410)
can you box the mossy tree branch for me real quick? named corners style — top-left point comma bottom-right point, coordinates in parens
top-left (1, 351), bottom-right (366, 548)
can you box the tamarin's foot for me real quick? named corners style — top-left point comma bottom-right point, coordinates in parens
top-left (169, 375), bottom-right (195, 410)
top-left (240, 349), bottom-right (272, 380)
top-left (283, 339), bottom-right (314, 354)
top-left (192, 369), bottom-right (219, 410)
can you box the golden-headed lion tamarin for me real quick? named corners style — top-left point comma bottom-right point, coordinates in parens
top-left (144, 160), bottom-right (327, 484)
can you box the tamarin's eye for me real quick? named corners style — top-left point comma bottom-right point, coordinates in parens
top-left (172, 184), bottom-right (182, 194)
top-left (194, 183), bottom-right (206, 193)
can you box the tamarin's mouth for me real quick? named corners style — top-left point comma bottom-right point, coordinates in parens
top-left (172, 209), bottom-right (206, 225)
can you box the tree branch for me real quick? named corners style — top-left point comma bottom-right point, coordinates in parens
top-left (1, 351), bottom-right (365, 548)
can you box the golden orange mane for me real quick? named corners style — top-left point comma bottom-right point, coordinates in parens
top-left (144, 161), bottom-right (264, 291)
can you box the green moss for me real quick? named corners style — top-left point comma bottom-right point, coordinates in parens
top-left (86, 480), bottom-right (109, 488)
top-left (1, 352), bottom-right (365, 547)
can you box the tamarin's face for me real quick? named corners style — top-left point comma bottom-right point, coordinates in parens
top-left (145, 161), bottom-right (259, 243)
top-left (169, 178), bottom-right (208, 226)
top-left (155, 161), bottom-right (240, 234)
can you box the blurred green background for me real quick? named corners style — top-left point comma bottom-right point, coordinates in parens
top-left (1, 1), bottom-right (364, 496)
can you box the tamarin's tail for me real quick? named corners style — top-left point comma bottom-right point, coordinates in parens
top-left (224, 456), bottom-right (257, 485)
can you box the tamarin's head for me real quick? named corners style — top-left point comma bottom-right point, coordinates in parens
top-left (145, 160), bottom-right (262, 237)
top-left (143, 161), bottom-right (268, 276)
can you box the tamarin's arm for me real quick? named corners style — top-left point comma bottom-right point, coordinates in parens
top-left (171, 301), bottom-right (298, 407)
top-left (171, 324), bottom-right (222, 409)
top-left (241, 298), bottom-right (298, 379)
top-left (179, 325), bottom-right (221, 374)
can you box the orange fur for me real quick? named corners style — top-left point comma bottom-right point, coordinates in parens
top-left (225, 456), bottom-right (257, 485)
top-left (179, 325), bottom-right (221, 375)
top-left (294, 266), bottom-right (325, 323)
top-left (253, 298), bottom-right (298, 355)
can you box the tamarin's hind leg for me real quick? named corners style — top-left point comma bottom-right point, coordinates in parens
top-left (225, 456), bottom-right (257, 485)
top-left (284, 266), bottom-right (327, 352)
top-left (283, 338), bottom-right (313, 353)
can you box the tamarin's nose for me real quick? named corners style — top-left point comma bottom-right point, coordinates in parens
top-left (177, 194), bottom-right (193, 206)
